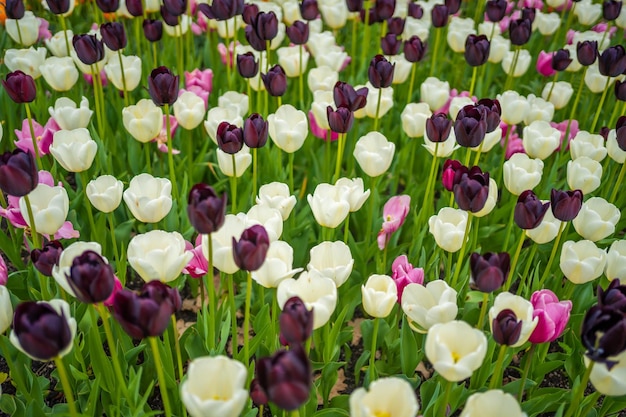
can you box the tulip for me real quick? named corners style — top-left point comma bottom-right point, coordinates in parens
top-left (335, 177), bottom-right (370, 213)
top-left (308, 66), bottom-right (339, 93)
top-left (50, 128), bottom-right (98, 173)
top-left (203, 213), bottom-right (250, 274)
top-left (241, 114), bottom-right (268, 149)
top-left (72, 34), bottom-right (105, 66)
top-left (401, 103), bottom-right (432, 138)
top-left (585, 65), bottom-right (614, 94)
top-left (550, 189), bottom-right (583, 222)
top-left (256, 182), bottom-right (296, 221)
top-left (353, 131), bottom-right (395, 177)
top-left (598, 279), bottom-right (626, 313)
top-left (577, 40), bottom-right (598, 67)
top-left (402, 280), bottom-right (458, 332)
top-left (10, 299), bottom-right (76, 361)
top-left (488, 292), bottom-right (538, 347)
top-left (44, 0), bottom-right (74, 15)
top-left (349, 377), bottom-right (420, 417)
top-left (404, 35), bottom-right (427, 63)
top-left (128, 230), bottom-right (192, 283)
top-left (599, 45), bottom-right (626, 77)
top-left (509, 18), bottom-right (531, 45)
top-left (453, 166), bottom-right (490, 213)
top-left (570, 131), bottom-right (607, 162)
top-left (357, 83), bottom-right (394, 119)
top-left (67, 250), bottom-right (115, 304)
top-left (528, 289), bottom-right (572, 344)
top-left (0, 149), bottom-right (38, 197)
top-left (606, 241), bottom-right (626, 283)
top-left (514, 191), bottom-right (550, 230)
top-left (470, 252), bottom-right (510, 293)
top-left (277, 271), bottom-right (337, 329)
top-left (460, 390), bottom-right (526, 417)
top-left (18, 184), bottom-right (69, 236)
top-left (300, 0), bottom-right (318, 20)
top-left (0, 286), bottom-right (13, 334)
top-left (307, 183), bottom-right (350, 229)
top-left (143, 19), bottom-right (163, 42)
top-left (524, 95), bottom-right (554, 125)
top-left (491, 309), bottom-right (522, 346)
top-left (362, 274), bottom-right (397, 318)
top-left (217, 145), bottom-right (252, 177)
top-left (262, 65), bottom-right (288, 96)
top-left (122, 173), bottom-right (173, 223)
top-left (247, 203), bottom-right (282, 242)
top-left (187, 184), bottom-right (227, 235)
top-left (46, 30), bottom-right (73, 57)
top-left (566, 157), bottom-right (602, 195)
top-left (252, 240), bottom-right (303, 289)
top-left (268, 104), bottom-right (308, 153)
top-left (237, 52), bottom-right (259, 78)
top-left (334, 82), bottom-right (368, 112)
top-left (503, 154), bottom-right (544, 196)
top-left (104, 54), bottom-right (142, 92)
top-left (560, 240), bottom-right (607, 285)
top-left (279, 296), bottom-right (313, 346)
top-left (6, 12), bottom-right (41, 47)
top-left (428, 207), bottom-right (468, 253)
top-left (525, 203), bottom-right (562, 244)
top-left (5, 0), bottom-right (25, 19)
top-left (521, 120), bottom-right (560, 160)
top-left (454, 105), bottom-right (487, 148)
top-left (542, 81), bottom-right (573, 110)
top-left (122, 99), bottom-right (164, 143)
top-left (100, 22), bottom-right (127, 52)
top-left (40, 56), bottom-right (79, 92)
top-left (572, 197), bottom-right (620, 242)
top-left (4, 47), bottom-right (47, 80)
top-left (86, 175), bottom-right (124, 213)
top-left (31, 240), bottom-right (64, 277)
top-left (204, 106), bottom-right (243, 145)
top-left (96, 0), bottom-right (119, 12)
top-left (2, 70), bottom-right (36, 104)
top-left (426, 113), bottom-right (453, 143)
top-left (148, 66), bottom-right (179, 106)
top-left (216, 122), bottom-right (244, 154)
top-left (306, 240), bottom-right (354, 288)
top-left (48, 97), bottom-right (92, 131)
top-left (464, 34), bottom-right (490, 67)
top-left (581, 305), bottom-right (626, 363)
top-left (230, 224), bottom-right (269, 272)
top-left (587, 351), bottom-right (626, 396)
top-left (327, 107), bottom-right (354, 134)
top-left (497, 90), bottom-right (529, 125)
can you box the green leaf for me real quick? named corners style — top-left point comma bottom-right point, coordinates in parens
top-left (400, 318), bottom-right (419, 377)
top-left (313, 408), bottom-right (350, 417)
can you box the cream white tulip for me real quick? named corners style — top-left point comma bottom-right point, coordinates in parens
top-left (447, 17), bottom-right (476, 53)
top-left (473, 127), bottom-right (502, 153)
top-left (567, 156), bottom-right (602, 195)
top-left (256, 182), bottom-right (297, 221)
top-left (449, 96), bottom-right (475, 120)
top-left (498, 90), bottom-right (529, 125)
top-left (251, 241), bottom-right (303, 288)
top-left (353, 131), bottom-right (395, 177)
top-left (4, 47), bottom-right (47, 79)
top-left (586, 352), bottom-right (626, 397)
top-left (573, 197), bottom-right (620, 242)
top-left (123, 173), bottom-right (173, 223)
top-left (315, 46), bottom-right (348, 73)
top-left (402, 103), bottom-right (432, 138)
top-left (389, 54), bottom-right (412, 84)
top-left (488, 35), bottom-right (510, 64)
top-left (204, 107), bottom-right (243, 145)
top-left (526, 204), bottom-right (562, 244)
top-left (606, 240), bottom-right (626, 283)
top-left (503, 153), bottom-right (544, 196)
top-left (268, 104), bottom-right (308, 153)
top-left (478, 21), bottom-right (501, 37)
top-left (560, 240), bottom-right (607, 284)
top-left (50, 128), bottom-right (98, 172)
top-left (425, 320), bottom-right (487, 382)
top-left (307, 241), bottom-right (354, 288)
top-left (311, 89), bottom-right (335, 131)
top-left (128, 230), bottom-right (193, 283)
top-left (607, 129), bottom-right (626, 163)
top-left (86, 175), bottom-right (123, 213)
top-left (6, 12), bottom-right (41, 46)
top-left (307, 31), bottom-right (336, 58)
top-left (52, 241), bottom-right (103, 296)
top-left (542, 81), bottom-right (573, 110)
top-left (0, 286), bottom-right (13, 334)
top-left (203, 213), bottom-right (249, 274)
top-left (247, 204), bottom-right (283, 242)
top-left (319, 0), bottom-right (348, 29)
top-left (575, 0), bottom-right (602, 26)
top-left (489, 292), bottom-right (538, 347)
top-left (460, 390), bottom-right (527, 417)
top-left (570, 131), bottom-right (607, 161)
top-left (349, 377), bottom-right (420, 417)
top-left (534, 11), bottom-right (560, 36)
top-left (218, 91), bottom-right (249, 118)
top-left (19, 184), bottom-right (69, 236)
top-left (428, 208), bottom-right (468, 253)
top-left (40, 56), bottom-right (79, 92)
top-left (122, 99), bottom-right (163, 143)
top-left (181, 355), bottom-right (248, 417)
top-left (421, 77), bottom-right (450, 111)
top-left (48, 97), bottom-right (93, 131)
top-left (277, 45), bottom-right (310, 77)
top-left (501, 49), bottom-right (531, 78)
top-left (282, 0), bottom-right (302, 24)
top-left (45, 30), bottom-right (73, 57)
top-left (217, 146), bottom-right (252, 178)
top-left (213, 17), bottom-right (243, 40)
top-left (358, 84), bottom-right (394, 120)
top-left (423, 130), bottom-right (459, 157)
top-left (402, 280), bottom-right (458, 332)
top-left (524, 94), bottom-right (554, 125)
top-left (473, 178), bottom-right (498, 218)
top-left (362, 274), bottom-right (397, 318)
top-left (307, 66), bottom-right (339, 92)
top-left (104, 54), bottom-right (142, 92)
top-left (335, 177), bottom-right (370, 212)
top-left (277, 271), bottom-right (338, 329)
top-left (163, 14), bottom-right (191, 37)
top-left (404, 17), bottom-right (431, 42)
top-left (585, 65), bottom-right (613, 94)
top-left (307, 183), bottom-right (350, 229)
top-left (522, 120), bottom-right (560, 160)
top-left (174, 91), bottom-right (206, 130)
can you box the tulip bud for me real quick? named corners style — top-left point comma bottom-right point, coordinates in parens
top-left (453, 166), bottom-right (490, 213)
top-left (426, 113), bottom-right (453, 143)
top-left (464, 34), bottom-right (490, 67)
top-left (431, 4), bottom-right (449, 28)
top-left (333, 82), bottom-right (368, 112)
top-left (528, 289), bottom-right (572, 344)
top-left (126, 0), bottom-right (143, 16)
top-left (237, 52), bottom-right (259, 79)
top-left (148, 66), bottom-right (179, 106)
top-left (551, 49), bottom-right (572, 72)
top-left (514, 190), bottom-right (550, 229)
top-left (381, 33), bottom-right (401, 56)
top-left (160, 5), bottom-right (180, 26)
top-left (362, 274), bottom-right (397, 318)
top-left (403, 35), bottom-right (427, 63)
top-left (143, 19), bottom-right (163, 42)
top-left (598, 279), bottom-right (626, 313)
top-left (603, 0), bottom-right (622, 21)
top-left (509, 18), bottom-right (532, 46)
top-left (470, 252), bottom-right (510, 293)
top-left (5, 0), bottom-right (25, 19)
top-left (216, 121), bottom-right (244, 154)
top-left (286, 21), bottom-right (309, 45)
top-left (550, 188), bottom-right (583, 222)
top-left (67, 250), bottom-right (115, 304)
top-left (387, 17), bottom-right (405, 36)
top-left (2, 70), bottom-right (36, 104)
top-left (577, 40), bottom-right (598, 66)
top-left (250, 11), bottom-right (279, 42)
top-left (96, 0), bottom-right (119, 13)
top-left (279, 296), bottom-right (313, 346)
top-left (243, 113), bottom-right (269, 148)
top-left (581, 305), bottom-right (626, 363)
top-left (262, 65), bottom-right (287, 97)
top-left (250, 379), bottom-right (269, 406)
top-left (162, 0), bottom-right (186, 16)
top-left (300, 0), bottom-right (319, 20)
top-left (454, 105), bottom-right (487, 148)
top-left (31, 240), bottom-right (64, 277)
top-left (0, 149), bottom-right (38, 197)
top-left (187, 184), bottom-right (227, 235)
top-left (486, 0), bottom-right (507, 22)
top-left (476, 98), bottom-right (501, 133)
top-left (232, 225), bottom-right (270, 271)
top-left (598, 45), bottom-right (626, 77)
top-left (100, 22), bottom-right (127, 51)
top-left (368, 55), bottom-right (395, 89)
top-left (198, 0), bottom-right (243, 20)
top-left (441, 159), bottom-right (466, 191)
top-left (492, 309), bottom-right (522, 346)
top-left (327, 106), bottom-right (354, 134)
top-left (72, 34), bottom-right (105, 66)
top-left (45, 0), bottom-right (71, 15)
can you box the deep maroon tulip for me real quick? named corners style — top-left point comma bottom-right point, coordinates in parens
top-left (5, 0), bottom-right (25, 19)
top-left (616, 116), bottom-right (626, 151)
top-left (216, 122), bottom-right (244, 154)
top-left (198, 0), bottom-right (244, 20)
top-left (492, 309), bottom-right (522, 346)
top-left (45, 0), bottom-right (71, 14)
top-left (441, 159), bottom-right (467, 191)
top-left (112, 281), bottom-right (181, 339)
top-left (148, 66), bottom-right (179, 106)
top-left (521, 7), bottom-right (535, 22)
top-left (615, 80), bottom-right (626, 101)
top-left (286, 21), bottom-right (309, 45)
top-left (162, 0), bottom-right (187, 16)
top-left (245, 25), bottom-right (266, 51)
top-left (514, 190), bottom-right (550, 229)
top-left (486, 0), bottom-right (507, 22)
top-left (187, 183), bottom-right (227, 234)
top-left (327, 106), bottom-right (354, 134)
top-left (509, 18), bottom-right (532, 45)
top-left (603, 0), bottom-right (622, 21)
top-left (600, 126), bottom-right (610, 140)
top-left (550, 189), bottom-right (583, 222)
top-left (67, 250), bottom-right (115, 304)
top-left (0, 149), bottom-right (38, 197)
top-left (255, 345), bottom-right (311, 411)
top-left (444, 0), bottom-right (461, 14)
top-left (242, 3), bottom-right (259, 25)
top-left (279, 296), bottom-right (314, 346)
top-left (387, 17), bottom-right (405, 36)
top-left (577, 40), bottom-right (598, 66)
top-left (551, 48), bottom-right (572, 72)
top-left (300, 0), bottom-right (319, 20)
top-left (598, 45), bottom-right (626, 77)
top-left (237, 52), bottom-right (259, 78)
top-left (470, 252), bottom-right (510, 293)
top-left (12, 301), bottom-right (73, 361)
top-left (333, 81), bottom-right (368, 112)
top-left (375, 0), bottom-right (395, 20)
top-left (243, 113), bottom-right (269, 148)
top-left (598, 279), bottom-right (626, 313)
top-left (250, 379), bottom-right (269, 406)
top-left (581, 305), bottom-right (626, 363)
top-left (453, 166), bottom-right (490, 212)
top-left (2, 71), bottom-right (36, 104)
top-left (381, 33), bottom-right (402, 55)
top-left (160, 5), bottom-right (180, 26)
top-left (407, 2), bottom-right (423, 19)
top-left (454, 105), bottom-right (487, 148)
top-left (431, 4), bottom-right (449, 27)
top-left (232, 225), bottom-right (270, 271)
top-left (143, 19), bottom-right (163, 42)
top-left (368, 55), bottom-right (395, 88)
top-left (30, 240), bottom-right (64, 277)
top-left (426, 113), bottom-right (452, 143)
top-left (464, 34), bottom-right (490, 67)
top-left (72, 34), bottom-right (105, 65)
top-left (476, 98), bottom-right (501, 133)
top-left (249, 11), bottom-right (279, 42)
top-left (126, 0), bottom-right (143, 16)
top-left (346, 0), bottom-right (363, 12)
top-left (403, 35), bottom-right (427, 63)
top-left (262, 65), bottom-right (287, 97)
top-left (95, 0), bottom-right (119, 13)
top-left (100, 22), bottom-right (127, 51)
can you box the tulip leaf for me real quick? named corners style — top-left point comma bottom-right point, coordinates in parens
top-left (521, 388), bottom-right (569, 416)
top-left (313, 408), bottom-right (350, 417)
top-left (354, 351), bottom-right (370, 386)
top-left (0, 394), bottom-right (18, 415)
top-left (69, 364), bottom-right (89, 381)
top-left (400, 317), bottom-right (419, 377)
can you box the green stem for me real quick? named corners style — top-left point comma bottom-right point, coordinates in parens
top-left (252, 148), bottom-right (258, 202)
top-left (148, 337), bottom-right (173, 417)
top-left (334, 133), bottom-right (345, 181)
top-left (164, 104), bottom-right (179, 201)
top-left (24, 103), bottom-right (41, 170)
top-left (609, 162), bottom-right (626, 203)
top-left (288, 152), bottom-right (295, 195)
top-left (299, 44), bottom-right (304, 109)
top-left (360, 3), bottom-right (371, 72)
top-left (54, 356), bottom-right (78, 417)
top-left (520, 244), bottom-right (538, 297)
top-left (450, 213), bottom-right (472, 289)
top-left (563, 66), bottom-right (588, 156)
top-left (437, 379), bottom-right (453, 417)
top-left (476, 292), bottom-right (489, 330)
top-left (468, 65), bottom-right (478, 97)
top-left (22, 194), bottom-right (41, 249)
top-left (369, 317), bottom-right (380, 382)
top-left (517, 344), bottom-right (536, 401)
top-left (590, 77), bottom-right (612, 133)
top-left (373, 87), bottom-right (383, 131)
top-left (430, 27), bottom-right (442, 77)
top-left (538, 221), bottom-right (566, 286)
top-left (59, 15), bottom-right (71, 57)
top-left (80, 171), bottom-right (97, 240)
top-left (563, 360), bottom-right (594, 417)
top-left (489, 344), bottom-right (508, 389)
top-left (365, 176), bottom-right (379, 245)
top-left (343, 213), bottom-right (351, 244)
top-left (206, 234), bottom-right (216, 351)
top-left (609, 100), bottom-right (626, 129)
top-left (227, 273), bottom-right (238, 355)
top-left (117, 50), bottom-right (130, 107)
top-left (243, 270), bottom-right (253, 366)
top-left (504, 46), bottom-right (520, 92)
top-left (230, 153), bottom-right (238, 212)
top-left (170, 315), bottom-right (187, 417)
top-left (15, 19), bottom-right (24, 45)
top-left (504, 231), bottom-right (525, 292)
top-left (144, 143), bottom-right (152, 174)
top-left (407, 64), bottom-right (416, 105)
top-left (107, 213), bottom-right (122, 283)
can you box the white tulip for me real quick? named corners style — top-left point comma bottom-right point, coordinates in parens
top-left (4, 47), bottom-right (47, 79)
top-left (349, 377), bottom-right (420, 417)
top-left (45, 30), bottom-right (73, 57)
top-left (607, 129), bottom-right (626, 163)
top-left (585, 65), bottom-right (613, 94)
top-left (319, 1), bottom-right (348, 29)
top-left (541, 81), bottom-right (573, 110)
top-left (534, 11), bottom-right (560, 36)
top-left (488, 35), bottom-right (510, 64)
top-left (247, 204), bottom-right (283, 242)
top-left (0, 286), bottom-right (14, 334)
top-left (389, 54), bottom-right (412, 84)
top-left (526, 204), bottom-right (563, 244)
top-left (566, 157), bottom-right (602, 195)
top-left (104, 54), bottom-right (142, 92)
top-left (48, 97), bottom-right (93, 131)
top-left (362, 274), bottom-right (397, 318)
top-left (251, 240), bottom-right (303, 288)
top-left (308, 65), bottom-right (339, 92)
top-left (277, 271), bottom-right (338, 329)
top-left (307, 240), bottom-right (354, 288)
top-left (282, 1), bottom-right (302, 25)
top-left (497, 90), bottom-right (529, 125)
top-left (86, 175), bottom-right (124, 213)
top-left (164, 14), bottom-right (191, 37)
top-left (501, 49), bottom-right (531, 78)
top-left (268, 104), bottom-right (309, 153)
top-left (560, 240), bottom-right (607, 284)
top-left (421, 77), bottom-right (450, 111)
top-left (311, 89), bottom-right (335, 131)
top-left (128, 230), bottom-right (193, 283)
top-left (402, 280), bottom-right (458, 332)
top-left (174, 91), bottom-right (206, 130)
top-left (449, 96), bottom-right (475, 120)
top-left (204, 106), bottom-right (243, 145)
top-left (217, 146), bottom-right (252, 178)
top-left (307, 183), bottom-right (351, 229)
top-left (122, 173), bottom-right (173, 223)
top-left (606, 240), bottom-right (626, 283)
top-left (460, 390), bottom-right (527, 417)
top-left (50, 128), bottom-right (98, 173)
top-left (40, 56), bottom-right (79, 92)
top-left (489, 292), bottom-right (538, 347)
top-left (52, 241), bottom-right (103, 296)
top-left (574, 0), bottom-right (602, 26)
top-left (353, 131), bottom-right (395, 177)
top-left (277, 45), bottom-right (310, 77)
top-left (256, 182), bottom-right (297, 221)
top-left (19, 184), bottom-right (69, 236)
top-left (6, 12), bottom-right (41, 47)
top-left (423, 129), bottom-right (459, 157)
top-left (335, 177), bottom-right (370, 212)
top-left (122, 99), bottom-right (163, 143)
top-left (447, 17), bottom-right (476, 53)
top-left (503, 153), bottom-right (544, 196)
top-left (570, 131), bottom-right (607, 162)
top-left (203, 213), bottom-right (250, 274)
top-left (428, 208), bottom-right (468, 253)
top-left (218, 91), bottom-right (249, 118)
top-left (358, 83), bottom-right (394, 120)
top-left (522, 120), bottom-right (561, 160)
top-left (524, 94), bottom-right (554, 125)
top-left (401, 102), bottom-right (432, 138)
top-left (572, 197), bottom-right (620, 242)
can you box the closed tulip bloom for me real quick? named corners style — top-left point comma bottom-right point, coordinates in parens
top-left (31, 240), bottom-right (64, 277)
top-left (501, 49), bottom-right (532, 78)
top-left (353, 131), bottom-right (395, 177)
top-left (231, 225), bottom-right (269, 271)
top-left (172, 91), bottom-right (205, 130)
top-left (5, 0), bottom-right (25, 19)
top-left (453, 166), bottom-right (490, 213)
top-left (48, 97), bottom-right (93, 131)
top-left (0, 286), bottom-right (12, 333)
top-left (402, 281), bottom-right (458, 332)
top-left (606, 241), bottom-right (626, 283)
top-left (542, 81), bottom-right (573, 110)
top-left (429, 207), bottom-right (468, 252)
top-left (401, 103), bottom-right (432, 138)
top-left (497, 90), bottom-right (529, 125)
top-left (368, 55), bottom-right (395, 89)
top-left (349, 377), bottom-right (420, 417)
top-left (277, 271), bottom-right (337, 329)
top-left (237, 52), bottom-right (259, 78)
top-left (262, 65), bottom-right (287, 96)
top-left (460, 390), bottom-right (526, 417)
top-left (286, 20), bottom-right (309, 45)
top-left (454, 105), bottom-right (487, 148)
top-left (307, 240), bottom-right (354, 288)
top-left (40, 57), bottom-right (79, 92)
top-left (122, 99), bottom-right (164, 143)
top-left (550, 189), bottom-right (583, 222)
top-left (333, 82), bottom-right (368, 112)
top-left (599, 45), bottom-right (626, 77)
top-left (431, 4), bottom-right (449, 27)
top-left (256, 182), bottom-right (296, 221)
top-left (522, 121), bottom-right (560, 160)
top-left (100, 22), bottom-right (127, 51)
top-left (123, 173), bottom-right (172, 223)
top-left (128, 230), bottom-right (193, 282)
top-left (105, 54), bottom-right (142, 92)
top-left (560, 240), bottom-right (607, 284)
top-left (19, 184), bottom-right (69, 236)
top-left (566, 157), bottom-right (602, 195)
top-left (72, 34), bottom-right (105, 66)
top-left (67, 250), bottom-right (115, 303)
top-left (573, 197), bottom-right (620, 242)
top-left (204, 106), bottom-right (243, 144)
top-left (581, 305), bottom-right (626, 363)
top-left (525, 203), bottom-right (562, 244)
top-left (503, 154), bottom-right (544, 196)
top-left (44, 0), bottom-right (74, 15)
top-left (577, 40), bottom-right (598, 66)
top-left (2, 70), bottom-right (36, 104)
top-left (523, 94), bottom-right (554, 125)
top-left (327, 106), bottom-right (354, 134)
top-left (307, 183), bottom-right (350, 229)
top-left (279, 296), bottom-right (313, 346)
top-left (514, 190), bottom-right (550, 230)
top-left (489, 292), bottom-right (538, 347)
top-left (470, 252), bottom-right (510, 293)
top-left (6, 12), bottom-right (41, 46)
top-left (0, 149), bottom-right (38, 197)
top-left (362, 274), bottom-right (397, 318)
top-left (608, 127), bottom-right (626, 162)
top-left (217, 146), bottom-right (252, 177)
top-left (570, 131), bottom-right (607, 161)
top-left (465, 34), bottom-right (490, 67)
top-left (509, 18), bottom-right (531, 45)
top-left (10, 299), bottom-right (76, 361)
top-left (390, 255), bottom-right (424, 304)
top-left (86, 175), bottom-right (124, 213)
top-left (404, 35), bottom-right (427, 63)
top-left (299, 0), bottom-right (318, 19)
top-left (187, 183), bottom-right (227, 234)
top-left (528, 289), bottom-right (572, 344)
top-left (51, 242), bottom-right (103, 296)
top-left (50, 128), bottom-right (98, 173)
top-left (143, 19), bottom-right (163, 42)
top-left (96, 0), bottom-right (119, 12)
top-left (148, 66), bottom-right (179, 106)
top-left (486, 0), bottom-right (507, 22)
top-left (335, 177), bottom-right (370, 213)
top-left (216, 122), bottom-right (244, 154)
top-left (268, 104), bottom-right (308, 153)
top-left (380, 33), bottom-right (401, 56)
top-left (426, 113), bottom-right (453, 143)
top-left (492, 309), bottom-right (522, 346)
top-left (4, 47), bottom-right (47, 80)
top-left (252, 240), bottom-right (303, 288)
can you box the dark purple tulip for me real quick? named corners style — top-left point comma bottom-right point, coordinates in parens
top-left (598, 279), bottom-right (626, 314)
top-left (476, 98), bottom-right (501, 133)
top-left (464, 34), bottom-right (490, 67)
top-left (45, 0), bottom-right (71, 15)
top-left (453, 166), bottom-right (490, 212)
top-left (2, 70), bottom-right (36, 104)
top-left (508, 18), bottom-right (532, 46)
top-left (486, 0), bottom-right (507, 22)
top-left (603, 0), bottom-right (622, 21)
top-left (381, 33), bottom-right (402, 56)
top-left (550, 189), bottom-right (583, 222)
top-left (454, 105), bottom-right (487, 148)
top-left (333, 81), bottom-right (368, 112)
top-left (368, 55), bottom-right (395, 89)
top-left (249, 11), bottom-right (279, 42)
top-left (242, 3), bottom-right (259, 25)
top-left (250, 379), bottom-right (269, 406)
top-left (327, 106), bottom-right (354, 134)
top-left (262, 65), bottom-right (287, 97)
top-left (404, 35), bottom-right (427, 63)
top-left (375, 0), bottom-right (395, 20)
top-left (243, 113), bottom-right (269, 148)
top-left (346, 0), bottom-right (363, 12)
top-left (216, 122), bottom-right (244, 154)
top-left (0, 149), bottom-right (38, 197)
top-left (198, 0), bottom-right (244, 20)
top-left (72, 34), bottom-right (105, 65)
top-left (286, 21), bottom-right (309, 45)
top-left (160, 5), bottom-right (180, 26)
top-left (5, 0), bottom-right (25, 19)
top-left (521, 7), bottom-right (535, 22)
top-left (360, 6), bottom-right (381, 25)
top-left (514, 190), bottom-right (550, 229)
top-left (615, 80), bottom-right (626, 101)
top-left (444, 0), bottom-right (461, 14)
top-left (407, 2), bottom-right (423, 19)
top-left (187, 183), bottom-right (227, 234)
top-left (245, 25), bottom-right (267, 51)
top-left (616, 116), bottom-right (626, 151)
top-left (577, 40), bottom-right (598, 66)
top-left (600, 126), bottom-right (610, 140)
top-left (237, 52), bottom-right (259, 78)
top-left (148, 66), bottom-right (179, 106)
top-left (426, 113), bottom-right (452, 143)
top-left (551, 48), bottom-right (572, 72)
top-left (470, 252), bottom-right (510, 293)
top-left (126, 0), bottom-right (143, 16)
top-left (492, 309), bottom-right (522, 346)
top-left (255, 345), bottom-right (311, 411)
top-left (598, 45), bottom-right (626, 77)
top-left (95, 0), bottom-right (119, 13)
top-left (30, 240), bottom-right (64, 277)
top-left (441, 159), bottom-right (467, 191)
top-left (100, 22), bottom-right (127, 51)
top-left (431, 4), bottom-right (449, 28)
top-left (387, 17), bottom-right (405, 36)
top-left (162, 0), bottom-right (187, 16)
top-left (67, 250), bottom-right (115, 304)
top-left (300, 0), bottom-right (319, 20)
top-left (232, 224), bottom-right (270, 271)
top-left (12, 301), bottom-right (73, 361)
top-left (143, 19), bottom-right (163, 42)
top-left (279, 296), bottom-right (314, 346)
top-left (581, 305), bottom-right (626, 364)
top-left (112, 281), bottom-right (181, 339)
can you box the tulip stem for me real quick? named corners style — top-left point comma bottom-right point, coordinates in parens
top-left (609, 161), bottom-right (626, 204)
top-left (24, 103), bottom-right (41, 170)
top-left (54, 356), bottom-right (78, 417)
top-left (164, 104), bottom-right (179, 202)
top-left (15, 19), bottom-right (24, 45)
top-left (361, 3), bottom-right (371, 72)
top-left (351, 17), bottom-right (358, 82)
top-left (489, 344), bottom-right (508, 389)
top-left (437, 379), bottom-right (453, 417)
top-left (230, 154), bottom-right (238, 212)
top-left (373, 88), bottom-right (383, 132)
top-left (504, 231), bottom-right (525, 292)
top-left (59, 15), bottom-right (71, 59)
top-left (473, 0), bottom-right (485, 23)
top-left (520, 244), bottom-right (538, 297)
top-left (369, 317), bottom-right (379, 383)
top-left (422, 146), bottom-right (439, 226)
top-left (170, 315), bottom-right (188, 417)
top-left (450, 213), bottom-right (472, 290)
top-left (253, 147), bottom-right (258, 202)
top-left (227, 273), bottom-right (238, 354)
top-left (590, 77), bottom-right (612, 133)
top-left (22, 194), bottom-right (41, 249)
top-left (517, 344), bottom-right (536, 401)
top-left (563, 66), bottom-right (588, 156)
top-left (225, 22), bottom-right (232, 90)
top-left (144, 143), bottom-right (153, 174)
top-left (80, 171), bottom-right (97, 240)
top-left (206, 234), bottom-right (216, 351)
top-left (365, 176), bottom-right (379, 245)
top-left (430, 27), bottom-right (442, 77)
top-left (476, 292), bottom-right (489, 330)
top-left (609, 100), bottom-right (626, 129)
top-left (288, 151), bottom-right (295, 193)
top-left (117, 50), bottom-right (130, 108)
top-left (299, 44), bottom-right (304, 109)
top-left (334, 133), bottom-right (345, 182)
top-left (149, 337), bottom-right (173, 417)
top-left (504, 46), bottom-right (520, 92)
top-left (563, 360), bottom-right (594, 417)
top-left (343, 213), bottom-right (351, 244)
top-left (468, 66), bottom-right (478, 97)
top-left (243, 270), bottom-right (253, 367)
top-left (538, 221), bottom-right (566, 288)
top-left (407, 64), bottom-right (416, 105)
top-left (107, 213), bottom-right (122, 282)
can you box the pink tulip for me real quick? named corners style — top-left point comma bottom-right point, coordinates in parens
top-left (218, 41), bottom-right (240, 67)
top-left (183, 236), bottom-right (208, 278)
top-left (37, 18), bottom-right (52, 41)
top-left (14, 118), bottom-right (58, 156)
top-left (307, 111), bottom-right (338, 141)
top-left (185, 68), bottom-right (214, 93)
top-left (536, 50), bottom-right (556, 77)
top-left (0, 254), bottom-right (8, 286)
top-left (528, 289), bottom-right (572, 344)
top-left (155, 115), bottom-right (180, 154)
top-left (378, 195), bottom-right (411, 250)
top-left (551, 119), bottom-right (579, 151)
top-left (103, 276), bottom-right (123, 307)
top-left (391, 255), bottom-right (424, 303)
